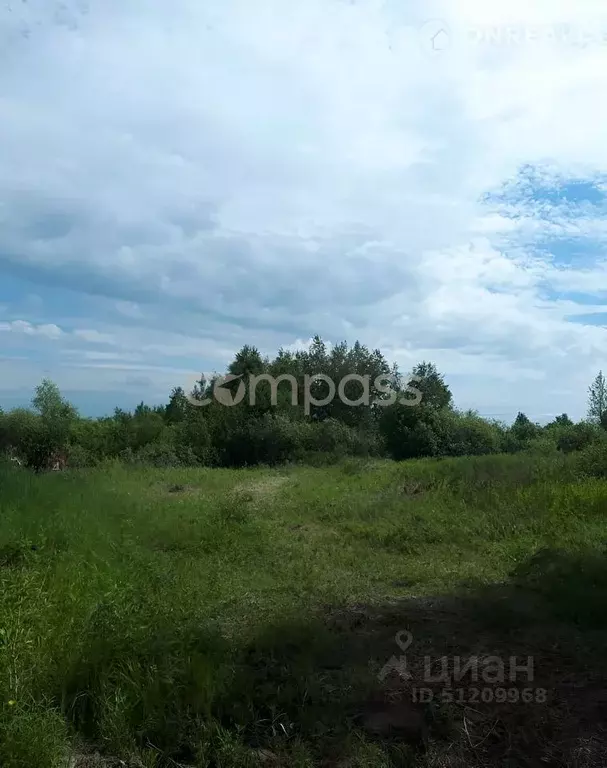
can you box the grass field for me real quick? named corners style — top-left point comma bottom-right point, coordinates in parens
top-left (1, 454), bottom-right (607, 767)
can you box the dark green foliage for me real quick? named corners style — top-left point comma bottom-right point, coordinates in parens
top-left (511, 411), bottom-right (540, 442)
top-left (548, 413), bottom-right (573, 428)
top-left (435, 410), bottom-right (503, 457)
top-left (410, 361), bottom-right (452, 410)
top-left (576, 437), bottom-right (607, 478)
top-left (380, 404), bottom-right (441, 460)
top-left (1, 339), bottom-right (605, 470)
top-left (164, 387), bottom-right (189, 424)
top-left (556, 421), bottom-right (599, 454)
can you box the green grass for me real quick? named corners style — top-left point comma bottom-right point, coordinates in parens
top-left (1, 453), bottom-right (607, 766)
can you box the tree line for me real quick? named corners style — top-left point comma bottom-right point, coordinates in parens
top-left (1, 337), bottom-right (606, 470)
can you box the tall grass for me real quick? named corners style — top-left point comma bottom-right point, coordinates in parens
top-left (1, 452), bottom-right (606, 766)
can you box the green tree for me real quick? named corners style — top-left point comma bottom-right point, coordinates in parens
top-left (3, 408), bottom-right (46, 467)
top-left (380, 404), bottom-right (440, 460)
top-left (379, 361), bottom-right (452, 460)
top-left (556, 422), bottom-right (599, 454)
top-left (435, 409), bottom-right (502, 456)
top-left (511, 412), bottom-right (539, 442)
top-left (546, 413), bottom-right (573, 429)
top-left (165, 387), bottom-right (189, 424)
top-left (555, 413), bottom-right (573, 426)
top-left (130, 409), bottom-right (165, 450)
top-left (410, 361), bottom-right (452, 410)
top-left (228, 345), bottom-right (266, 378)
top-left (29, 379), bottom-right (78, 467)
top-left (33, 379), bottom-right (77, 424)
top-left (587, 371), bottom-right (607, 426)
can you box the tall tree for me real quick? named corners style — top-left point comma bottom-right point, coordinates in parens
top-left (165, 387), bottom-right (189, 424)
top-left (410, 361), bottom-right (452, 410)
top-left (553, 413), bottom-right (573, 426)
top-left (587, 371), bottom-right (607, 426)
top-left (25, 379), bottom-right (78, 469)
top-left (228, 345), bottom-right (266, 377)
top-left (511, 411), bottom-right (539, 442)
top-left (32, 379), bottom-right (77, 423)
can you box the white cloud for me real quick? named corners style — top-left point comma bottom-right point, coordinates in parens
top-left (0, 320), bottom-right (63, 339)
top-left (0, 0), bottom-right (606, 418)
top-left (72, 329), bottom-right (117, 345)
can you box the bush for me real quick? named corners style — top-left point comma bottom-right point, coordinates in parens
top-left (380, 405), bottom-right (442, 461)
top-left (436, 411), bottom-right (502, 457)
top-left (499, 431), bottom-right (526, 454)
top-left (175, 416), bottom-right (214, 465)
top-left (134, 442), bottom-right (185, 468)
top-left (304, 419), bottom-right (354, 455)
top-left (526, 436), bottom-right (559, 456)
top-left (71, 418), bottom-right (119, 460)
top-left (511, 412), bottom-right (540, 443)
top-left (5, 372), bottom-right (607, 471)
top-left (66, 443), bottom-right (98, 469)
top-left (130, 411), bottom-right (166, 451)
top-left (556, 422), bottom-right (599, 454)
top-left (1, 382), bottom-right (78, 470)
top-left (4, 410), bottom-right (55, 471)
top-left (217, 414), bottom-right (305, 467)
top-left (576, 438), bottom-right (607, 479)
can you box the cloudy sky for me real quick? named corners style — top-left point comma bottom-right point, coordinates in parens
top-left (1, 0), bottom-right (606, 420)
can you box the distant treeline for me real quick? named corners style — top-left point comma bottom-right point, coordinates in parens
top-left (1, 337), bottom-right (606, 470)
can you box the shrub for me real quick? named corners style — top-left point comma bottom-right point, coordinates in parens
top-left (218, 414), bottom-right (305, 467)
top-left (436, 411), bottom-right (502, 457)
top-left (66, 443), bottom-right (98, 468)
top-left (381, 406), bottom-right (444, 461)
top-left (134, 442), bottom-right (184, 468)
top-left (4, 410), bottom-right (54, 471)
top-left (304, 419), bottom-right (355, 454)
top-left (175, 416), bottom-right (214, 465)
top-left (526, 436), bottom-right (559, 456)
top-left (500, 431), bottom-right (525, 454)
top-left (511, 412), bottom-right (540, 442)
top-left (556, 422), bottom-right (599, 454)
top-left (576, 438), bottom-right (607, 479)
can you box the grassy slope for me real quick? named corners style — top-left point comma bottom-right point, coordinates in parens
top-left (1, 454), bottom-right (606, 766)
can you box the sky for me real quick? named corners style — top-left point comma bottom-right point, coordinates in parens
top-left (1, 0), bottom-right (606, 421)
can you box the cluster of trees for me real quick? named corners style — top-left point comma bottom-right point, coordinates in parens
top-left (1, 338), bottom-right (606, 470)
